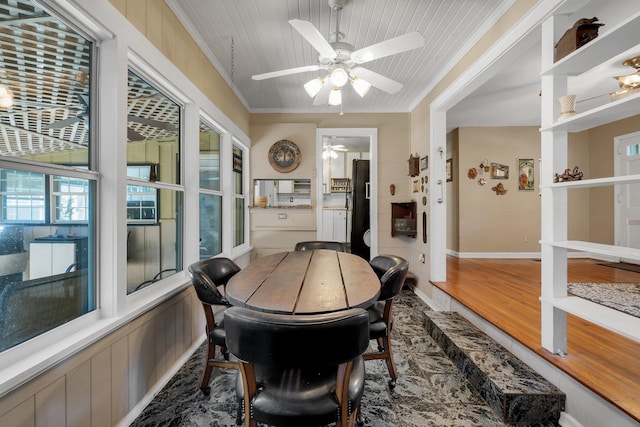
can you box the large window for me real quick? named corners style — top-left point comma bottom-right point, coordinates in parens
top-left (126, 70), bottom-right (182, 293)
top-left (233, 144), bottom-right (245, 247)
top-left (0, 1), bottom-right (95, 353)
top-left (199, 121), bottom-right (222, 258)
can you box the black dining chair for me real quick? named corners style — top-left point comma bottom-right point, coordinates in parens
top-left (362, 254), bottom-right (409, 388)
top-left (188, 257), bottom-right (241, 395)
top-left (225, 306), bottom-right (370, 427)
top-left (294, 240), bottom-right (347, 252)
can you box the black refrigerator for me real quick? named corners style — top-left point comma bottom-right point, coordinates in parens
top-left (350, 159), bottom-right (370, 260)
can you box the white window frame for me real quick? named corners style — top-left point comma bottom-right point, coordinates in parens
top-left (0, 0), bottom-right (252, 397)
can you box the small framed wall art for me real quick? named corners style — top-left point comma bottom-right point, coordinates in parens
top-left (420, 156), bottom-right (429, 170)
top-left (490, 162), bottom-right (509, 179)
top-left (446, 158), bottom-right (453, 182)
top-left (518, 158), bottom-right (535, 190)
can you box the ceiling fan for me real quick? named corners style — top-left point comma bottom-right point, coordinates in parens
top-left (323, 141), bottom-right (347, 159)
top-left (252, 0), bottom-right (426, 106)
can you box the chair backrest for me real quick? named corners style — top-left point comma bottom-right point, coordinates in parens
top-left (225, 307), bottom-right (369, 368)
top-left (370, 255), bottom-right (409, 301)
top-left (294, 240), bottom-right (346, 252)
top-left (188, 257), bottom-right (241, 306)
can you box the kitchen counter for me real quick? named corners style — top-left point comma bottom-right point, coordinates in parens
top-left (249, 205), bottom-right (312, 209)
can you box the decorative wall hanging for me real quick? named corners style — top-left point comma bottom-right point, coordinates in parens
top-left (478, 178), bottom-right (486, 186)
top-left (446, 158), bottom-right (453, 182)
top-left (390, 184), bottom-right (396, 196)
top-left (422, 212), bottom-right (427, 244)
top-left (491, 182), bottom-right (507, 195)
top-left (412, 179), bottom-right (420, 193)
top-left (490, 162), bottom-right (509, 179)
top-left (479, 159), bottom-right (490, 173)
top-left (518, 158), bottom-right (535, 191)
top-left (467, 167), bottom-right (478, 179)
top-left (554, 17), bottom-right (604, 62)
top-left (554, 166), bottom-right (584, 183)
top-left (408, 154), bottom-right (420, 177)
top-left (422, 196), bottom-right (427, 206)
top-left (268, 139), bottom-right (301, 173)
top-left (420, 156), bottom-right (429, 170)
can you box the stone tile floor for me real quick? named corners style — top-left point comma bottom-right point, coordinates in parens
top-left (131, 290), bottom-right (557, 426)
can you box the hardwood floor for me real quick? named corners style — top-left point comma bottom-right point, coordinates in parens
top-left (431, 257), bottom-right (640, 422)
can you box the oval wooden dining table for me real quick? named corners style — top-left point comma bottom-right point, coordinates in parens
top-left (226, 250), bottom-right (381, 314)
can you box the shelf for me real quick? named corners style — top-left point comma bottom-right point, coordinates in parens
top-left (540, 174), bottom-right (640, 189)
top-left (541, 11), bottom-right (640, 76)
top-left (544, 296), bottom-right (640, 343)
top-left (540, 240), bottom-right (640, 262)
top-left (540, 91), bottom-right (640, 132)
top-left (391, 202), bottom-right (417, 238)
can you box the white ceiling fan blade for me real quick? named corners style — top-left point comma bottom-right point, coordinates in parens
top-left (350, 32), bottom-right (426, 64)
top-left (350, 67), bottom-right (403, 94)
top-left (313, 80), bottom-right (331, 106)
top-left (289, 19), bottom-right (337, 60)
top-left (252, 64), bottom-right (322, 81)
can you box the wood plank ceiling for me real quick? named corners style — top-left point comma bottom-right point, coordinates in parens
top-left (168, 0), bottom-right (514, 113)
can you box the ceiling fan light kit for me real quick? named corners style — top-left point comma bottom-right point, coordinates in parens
top-left (304, 77), bottom-right (324, 97)
top-left (328, 87), bottom-right (342, 106)
top-left (0, 84), bottom-right (14, 109)
top-left (251, 0), bottom-right (425, 109)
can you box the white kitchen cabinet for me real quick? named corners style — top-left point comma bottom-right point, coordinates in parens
top-left (322, 209), bottom-right (351, 242)
top-left (278, 180), bottom-right (294, 193)
top-left (330, 152), bottom-right (345, 179)
top-left (539, 8), bottom-right (640, 352)
top-left (333, 210), bottom-right (351, 243)
top-left (29, 237), bottom-right (88, 279)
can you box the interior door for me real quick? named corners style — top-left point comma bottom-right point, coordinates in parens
top-left (615, 131), bottom-right (640, 261)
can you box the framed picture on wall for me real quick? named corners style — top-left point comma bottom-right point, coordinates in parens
top-left (490, 162), bottom-right (509, 179)
top-left (518, 158), bottom-right (535, 190)
top-left (420, 156), bottom-right (428, 170)
top-left (446, 158), bottom-right (453, 182)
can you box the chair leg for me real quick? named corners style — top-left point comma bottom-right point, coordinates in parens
top-left (381, 335), bottom-right (398, 387)
top-left (199, 341), bottom-right (216, 394)
top-left (235, 398), bottom-right (243, 425)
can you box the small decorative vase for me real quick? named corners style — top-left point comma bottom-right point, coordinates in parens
top-left (558, 95), bottom-right (577, 121)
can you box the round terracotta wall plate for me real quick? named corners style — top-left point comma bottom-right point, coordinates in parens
top-left (268, 139), bottom-right (301, 173)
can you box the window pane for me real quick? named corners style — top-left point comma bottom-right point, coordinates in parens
top-left (199, 194), bottom-right (221, 258)
top-left (52, 176), bottom-right (89, 223)
top-left (234, 197), bottom-right (244, 247)
top-left (0, 2), bottom-right (92, 166)
top-left (0, 186), bottom-right (95, 352)
top-left (127, 188), bottom-right (182, 294)
top-left (127, 70), bottom-right (180, 185)
top-left (199, 122), bottom-right (220, 191)
top-left (233, 145), bottom-right (243, 195)
top-left (1, 169), bottom-right (45, 222)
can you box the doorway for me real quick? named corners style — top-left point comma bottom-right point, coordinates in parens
top-left (615, 131), bottom-right (640, 262)
top-left (316, 128), bottom-right (378, 259)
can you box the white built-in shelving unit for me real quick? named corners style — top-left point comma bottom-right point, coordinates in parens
top-left (539, 6), bottom-right (640, 353)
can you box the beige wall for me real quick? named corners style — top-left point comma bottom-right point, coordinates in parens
top-left (456, 127), bottom-right (541, 253)
top-left (109, 0), bottom-right (250, 136)
top-left (586, 115), bottom-right (640, 245)
top-left (249, 113), bottom-right (413, 260)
